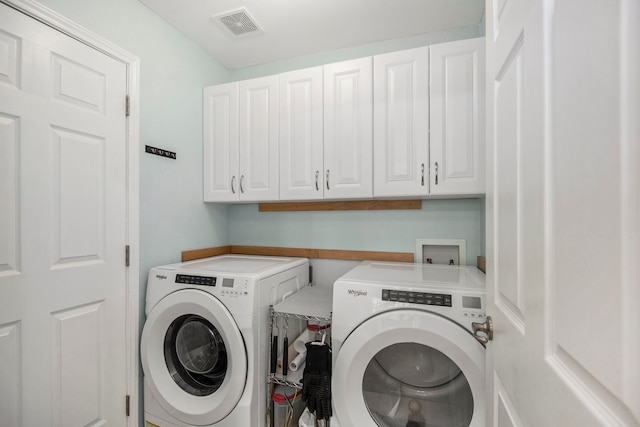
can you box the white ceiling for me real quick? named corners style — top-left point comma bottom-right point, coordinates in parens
top-left (138, 0), bottom-right (485, 69)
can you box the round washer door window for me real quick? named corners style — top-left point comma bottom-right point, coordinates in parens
top-left (333, 309), bottom-right (485, 427)
top-left (141, 289), bottom-right (247, 426)
top-left (165, 314), bottom-right (228, 396)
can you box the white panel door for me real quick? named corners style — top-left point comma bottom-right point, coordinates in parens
top-left (279, 66), bottom-right (324, 200)
top-left (323, 57), bottom-right (373, 199)
top-left (203, 82), bottom-right (239, 202)
top-left (373, 47), bottom-right (429, 197)
top-left (486, 0), bottom-right (640, 425)
top-left (238, 75), bottom-right (279, 201)
top-left (430, 37), bottom-right (485, 195)
top-left (0, 3), bottom-right (129, 426)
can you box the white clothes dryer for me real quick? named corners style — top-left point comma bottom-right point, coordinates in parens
top-left (141, 255), bottom-right (309, 427)
top-left (332, 261), bottom-right (486, 427)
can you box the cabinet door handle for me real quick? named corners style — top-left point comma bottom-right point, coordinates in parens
top-left (231, 175), bottom-right (236, 194)
top-left (435, 162), bottom-right (439, 186)
top-left (240, 174), bottom-right (245, 193)
top-left (315, 170), bottom-right (319, 191)
top-left (421, 163), bottom-right (425, 186)
top-left (326, 170), bottom-right (330, 190)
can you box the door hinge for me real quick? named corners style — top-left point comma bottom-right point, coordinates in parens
top-left (125, 95), bottom-right (130, 117)
top-left (125, 395), bottom-right (130, 416)
top-left (125, 245), bottom-right (130, 267)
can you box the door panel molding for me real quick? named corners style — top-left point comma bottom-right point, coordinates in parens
top-left (0, 113), bottom-right (20, 276)
top-left (493, 31), bottom-right (525, 334)
top-left (52, 301), bottom-right (106, 427)
top-left (0, 321), bottom-right (21, 426)
top-left (493, 371), bottom-right (523, 427)
top-left (542, 1), bottom-right (639, 423)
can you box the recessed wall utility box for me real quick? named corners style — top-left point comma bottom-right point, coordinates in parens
top-left (415, 239), bottom-right (466, 265)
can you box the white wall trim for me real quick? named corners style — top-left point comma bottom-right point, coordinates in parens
top-left (0, 0), bottom-right (141, 424)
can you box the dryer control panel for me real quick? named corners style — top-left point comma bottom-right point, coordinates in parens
top-left (220, 277), bottom-right (249, 297)
top-left (382, 289), bottom-right (452, 307)
top-left (461, 295), bottom-right (485, 319)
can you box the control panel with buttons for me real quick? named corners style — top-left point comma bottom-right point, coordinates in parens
top-left (461, 295), bottom-right (484, 318)
top-left (463, 310), bottom-right (486, 319)
top-left (381, 289), bottom-right (452, 307)
top-left (220, 277), bottom-right (249, 298)
top-left (175, 274), bottom-right (216, 286)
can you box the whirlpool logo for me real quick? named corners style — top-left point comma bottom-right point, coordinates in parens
top-left (347, 289), bottom-right (367, 297)
top-left (155, 274), bottom-right (167, 280)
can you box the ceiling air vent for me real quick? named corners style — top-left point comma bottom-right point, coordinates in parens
top-left (213, 8), bottom-right (264, 36)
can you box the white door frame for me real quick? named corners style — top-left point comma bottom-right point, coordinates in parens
top-left (0, 0), bottom-right (141, 423)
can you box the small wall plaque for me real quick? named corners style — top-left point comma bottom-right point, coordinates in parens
top-left (145, 145), bottom-right (176, 159)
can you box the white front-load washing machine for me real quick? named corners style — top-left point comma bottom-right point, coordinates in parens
top-left (332, 261), bottom-right (486, 427)
top-left (141, 254), bottom-right (309, 427)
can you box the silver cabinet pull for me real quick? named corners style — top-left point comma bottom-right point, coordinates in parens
top-left (421, 163), bottom-right (425, 186)
top-left (472, 316), bottom-right (494, 345)
top-left (240, 174), bottom-right (245, 193)
top-left (315, 170), bottom-right (319, 191)
top-left (435, 162), bottom-right (439, 185)
top-left (326, 169), bottom-right (330, 190)
top-left (231, 176), bottom-right (236, 194)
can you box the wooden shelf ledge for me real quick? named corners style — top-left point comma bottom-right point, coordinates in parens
top-left (258, 199), bottom-right (421, 212)
top-left (182, 245), bottom-right (413, 263)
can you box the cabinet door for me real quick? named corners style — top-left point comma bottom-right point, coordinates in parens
top-left (203, 82), bottom-right (239, 202)
top-left (323, 57), bottom-right (373, 199)
top-left (429, 37), bottom-right (485, 195)
top-left (238, 75), bottom-right (279, 201)
top-left (373, 47), bottom-right (429, 197)
top-left (279, 66), bottom-right (324, 200)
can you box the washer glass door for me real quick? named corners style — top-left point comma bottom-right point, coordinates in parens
top-left (141, 289), bottom-right (247, 426)
top-left (165, 314), bottom-right (228, 396)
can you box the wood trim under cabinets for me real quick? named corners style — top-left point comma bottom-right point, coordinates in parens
top-left (182, 245), bottom-right (231, 262)
top-left (258, 199), bottom-right (422, 212)
top-left (181, 245), bottom-right (414, 263)
top-left (231, 245), bottom-right (414, 262)
top-left (477, 256), bottom-right (486, 273)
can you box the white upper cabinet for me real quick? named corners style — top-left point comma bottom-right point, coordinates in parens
top-left (203, 82), bottom-right (239, 202)
top-left (373, 47), bottom-right (430, 197)
top-left (429, 37), bottom-right (485, 195)
top-left (204, 38), bottom-right (484, 202)
top-left (204, 76), bottom-right (279, 202)
top-left (238, 75), bottom-right (279, 201)
top-left (279, 66), bottom-right (324, 200)
top-left (372, 38), bottom-right (485, 199)
top-left (323, 57), bottom-right (373, 199)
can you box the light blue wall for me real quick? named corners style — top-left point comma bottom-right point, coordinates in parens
top-left (34, 0), bottom-right (232, 291)
top-left (230, 199), bottom-right (484, 266)
top-left (228, 24), bottom-right (486, 265)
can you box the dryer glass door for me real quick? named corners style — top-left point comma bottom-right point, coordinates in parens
top-left (333, 309), bottom-right (485, 427)
top-left (362, 343), bottom-right (473, 426)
